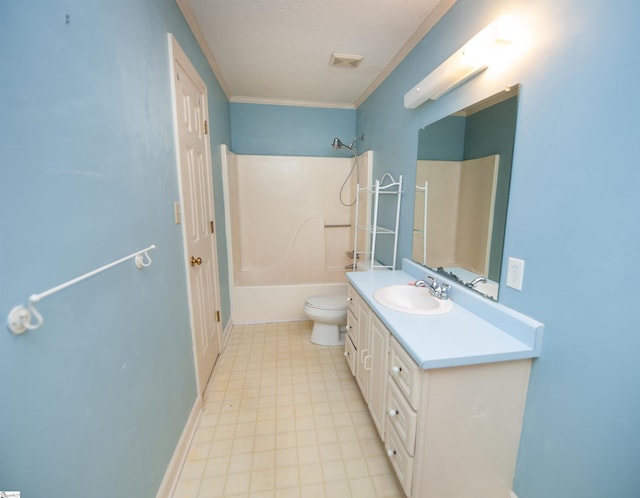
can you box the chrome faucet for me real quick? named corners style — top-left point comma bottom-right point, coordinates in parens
top-left (467, 276), bottom-right (487, 288)
top-left (414, 276), bottom-right (451, 300)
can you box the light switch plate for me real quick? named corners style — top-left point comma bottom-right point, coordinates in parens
top-left (173, 201), bottom-right (181, 224)
top-left (506, 257), bottom-right (525, 290)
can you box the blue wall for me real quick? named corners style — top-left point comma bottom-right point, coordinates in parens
top-left (0, 1), bottom-right (230, 496)
top-left (230, 102), bottom-right (356, 156)
top-left (358, 0), bottom-right (640, 496)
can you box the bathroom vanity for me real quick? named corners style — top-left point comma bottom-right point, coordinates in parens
top-left (345, 259), bottom-right (543, 498)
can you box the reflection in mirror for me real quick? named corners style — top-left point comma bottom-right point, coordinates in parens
top-left (412, 86), bottom-right (519, 300)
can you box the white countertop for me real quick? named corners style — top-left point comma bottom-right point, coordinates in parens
top-left (347, 260), bottom-right (544, 370)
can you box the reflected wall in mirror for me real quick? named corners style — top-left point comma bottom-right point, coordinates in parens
top-left (412, 85), bottom-right (519, 300)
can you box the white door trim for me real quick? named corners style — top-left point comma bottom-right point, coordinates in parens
top-left (168, 33), bottom-right (222, 397)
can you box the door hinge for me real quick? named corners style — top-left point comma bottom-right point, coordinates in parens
top-left (210, 220), bottom-right (215, 234)
top-left (216, 310), bottom-right (221, 322)
top-left (204, 120), bottom-right (209, 135)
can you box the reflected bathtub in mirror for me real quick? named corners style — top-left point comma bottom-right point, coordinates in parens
top-left (412, 86), bottom-right (520, 300)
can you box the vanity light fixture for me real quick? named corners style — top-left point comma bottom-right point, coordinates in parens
top-left (404, 15), bottom-right (517, 109)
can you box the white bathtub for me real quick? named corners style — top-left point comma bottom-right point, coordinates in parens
top-left (221, 145), bottom-right (372, 324)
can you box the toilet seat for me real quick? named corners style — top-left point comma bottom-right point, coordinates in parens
top-left (305, 294), bottom-right (347, 310)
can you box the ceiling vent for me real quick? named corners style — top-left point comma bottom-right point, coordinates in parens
top-left (329, 52), bottom-right (364, 68)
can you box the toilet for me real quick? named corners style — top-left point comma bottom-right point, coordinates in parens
top-left (303, 294), bottom-right (347, 346)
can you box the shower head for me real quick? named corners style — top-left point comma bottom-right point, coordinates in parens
top-left (331, 135), bottom-right (364, 155)
top-left (331, 137), bottom-right (347, 150)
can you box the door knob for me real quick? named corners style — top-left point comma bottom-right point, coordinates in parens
top-left (190, 256), bottom-right (202, 267)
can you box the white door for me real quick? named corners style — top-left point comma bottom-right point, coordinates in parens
top-left (169, 35), bottom-right (221, 395)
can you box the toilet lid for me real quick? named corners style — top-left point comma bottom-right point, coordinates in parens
top-left (306, 294), bottom-right (347, 310)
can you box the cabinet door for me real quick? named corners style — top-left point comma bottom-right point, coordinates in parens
top-left (355, 306), bottom-right (371, 400)
top-left (368, 313), bottom-right (389, 439)
top-left (354, 291), bottom-right (369, 350)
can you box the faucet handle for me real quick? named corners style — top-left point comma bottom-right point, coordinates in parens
top-left (436, 283), bottom-right (451, 300)
top-left (425, 275), bottom-right (437, 286)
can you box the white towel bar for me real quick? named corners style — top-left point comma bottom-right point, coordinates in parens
top-left (6, 244), bottom-right (156, 335)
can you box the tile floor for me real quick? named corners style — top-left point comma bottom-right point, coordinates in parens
top-left (171, 321), bottom-right (404, 498)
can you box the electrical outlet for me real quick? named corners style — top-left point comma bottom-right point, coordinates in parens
top-left (506, 257), bottom-right (525, 290)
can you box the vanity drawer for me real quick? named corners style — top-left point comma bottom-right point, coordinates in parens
top-left (347, 283), bottom-right (358, 313)
top-left (385, 421), bottom-right (414, 497)
top-left (389, 337), bottom-right (422, 410)
top-left (346, 308), bottom-right (357, 344)
top-left (387, 375), bottom-right (418, 456)
top-left (344, 335), bottom-right (357, 376)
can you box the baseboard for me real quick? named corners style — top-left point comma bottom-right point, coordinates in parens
top-left (155, 396), bottom-right (202, 498)
top-left (222, 319), bottom-right (233, 350)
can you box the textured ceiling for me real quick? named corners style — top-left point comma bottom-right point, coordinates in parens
top-left (183, 0), bottom-right (456, 108)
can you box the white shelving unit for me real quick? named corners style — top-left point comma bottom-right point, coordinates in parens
top-left (352, 174), bottom-right (402, 271)
top-left (413, 181), bottom-right (428, 266)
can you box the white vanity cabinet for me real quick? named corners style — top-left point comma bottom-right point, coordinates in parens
top-left (386, 335), bottom-right (531, 498)
top-left (345, 283), bottom-right (534, 498)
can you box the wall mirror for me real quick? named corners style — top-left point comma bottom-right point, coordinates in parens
top-left (412, 85), bottom-right (520, 300)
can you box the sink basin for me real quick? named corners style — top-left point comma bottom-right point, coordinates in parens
top-left (373, 285), bottom-right (454, 315)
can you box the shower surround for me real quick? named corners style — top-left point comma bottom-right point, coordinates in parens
top-left (222, 145), bottom-right (372, 323)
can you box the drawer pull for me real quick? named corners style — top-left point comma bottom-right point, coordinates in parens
top-left (387, 448), bottom-right (397, 457)
top-left (344, 351), bottom-right (350, 357)
top-left (347, 297), bottom-right (353, 302)
top-left (391, 366), bottom-right (402, 374)
top-left (389, 409), bottom-right (399, 417)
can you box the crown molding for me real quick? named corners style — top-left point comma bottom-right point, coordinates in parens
top-left (229, 96), bottom-right (356, 110)
top-left (354, 0), bottom-right (457, 108)
top-left (175, 0), bottom-right (231, 99)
